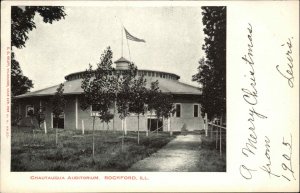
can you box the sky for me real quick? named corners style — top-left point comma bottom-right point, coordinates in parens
top-left (14, 6), bottom-right (205, 91)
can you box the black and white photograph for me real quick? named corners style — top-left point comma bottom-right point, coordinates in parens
top-left (1, 1), bottom-right (299, 192)
top-left (10, 5), bottom-right (226, 172)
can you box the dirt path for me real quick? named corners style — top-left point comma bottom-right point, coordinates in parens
top-left (128, 134), bottom-right (201, 172)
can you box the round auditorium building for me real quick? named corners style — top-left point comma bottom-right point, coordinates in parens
top-left (15, 57), bottom-right (204, 132)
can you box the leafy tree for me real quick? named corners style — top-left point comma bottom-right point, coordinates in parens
top-left (11, 52), bottom-right (33, 97)
top-left (192, 7), bottom-right (226, 121)
top-left (11, 6), bottom-right (66, 48)
top-left (81, 47), bottom-right (115, 125)
top-left (51, 83), bottom-right (65, 146)
top-left (81, 47), bottom-right (115, 160)
top-left (100, 112), bottom-right (114, 131)
top-left (116, 63), bottom-right (137, 126)
top-left (114, 63), bottom-right (137, 149)
top-left (128, 75), bottom-right (148, 144)
top-left (11, 6), bottom-right (66, 94)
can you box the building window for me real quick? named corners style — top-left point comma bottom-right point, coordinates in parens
top-left (194, 104), bottom-right (199, 117)
top-left (91, 105), bottom-right (100, 117)
top-left (175, 104), bottom-right (181, 117)
top-left (26, 105), bottom-right (34, 117)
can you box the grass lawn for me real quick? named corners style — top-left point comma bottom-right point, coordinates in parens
top-left (195, 134), bottom-right (226, 172)
top-left (11, 127), bottom-right (176, 171)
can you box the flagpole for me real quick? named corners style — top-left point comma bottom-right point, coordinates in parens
top-left (126, 36), bottom-right (132, 62)
top-left (121, 26), bottom-right (123, 57)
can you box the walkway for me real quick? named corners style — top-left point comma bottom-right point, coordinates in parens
top-left (128, 134), bottom-right (201, 171)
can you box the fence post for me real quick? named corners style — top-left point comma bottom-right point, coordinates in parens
top-left (146, 119), bottom-right (149, 137)
top-left (82, 120), bottom-right (85, 135)
top-left (220, 127), bottom-right (222, 156)
top-left (44, 121), bottom-right (47, 134)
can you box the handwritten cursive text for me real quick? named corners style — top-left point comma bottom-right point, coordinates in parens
top-left (276, 37), bottom-right (294, 88)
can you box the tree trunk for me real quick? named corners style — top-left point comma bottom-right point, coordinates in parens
top-left (124, 116), bottom-right (127, 136)
top-left (106, 122), bottom-right (109, 132)
top-left (169, 116), bottom-right (172, 136)
top-left (137, 115), bottom-right (140, 144)
top-left (92, 116), bottom-right (95, 162)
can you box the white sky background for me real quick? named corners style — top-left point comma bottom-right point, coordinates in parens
top-left (13, 6), bottom-right (205, 91)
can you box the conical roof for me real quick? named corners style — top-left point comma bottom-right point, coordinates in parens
top-left (15, 73), bottom-right (201, 98)
top-left (114, 57), bottom-right (130, 63)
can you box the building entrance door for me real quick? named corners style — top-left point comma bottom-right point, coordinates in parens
top-left (147, 118), bottom-right (163, 131)
top-left (52, 113), bottom-right (64, 129)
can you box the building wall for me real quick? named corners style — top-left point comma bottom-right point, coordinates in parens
top-left (64, 96), bottom-right (76, 129)
top-left (16, 95), bottom-right (204, 131)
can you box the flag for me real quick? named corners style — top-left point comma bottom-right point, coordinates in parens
top-left (124, 27), bottom-right (146, 43)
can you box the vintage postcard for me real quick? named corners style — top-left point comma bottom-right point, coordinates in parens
top-left (1, 0), bottom-right (299, 192)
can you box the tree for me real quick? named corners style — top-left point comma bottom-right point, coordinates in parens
top-left (115, 62), bottom-right (137, 149)
top-left (129, 75), bottom-right (148, 144)
top-left (11, 52), bottom-right (34, 97)
top-left (51, 83), bottom-right (65, 146)
top-left (146, 80), bottom-right (160, 135)
top-left (81, 47), bottom-right (115, 160)
top-left (81, 47), bottom-right (115, 125)
top-left (100, 113), bottom-right (114, 131)
top-left (11, 6), bottom-right (66, 48)
top-left (192, 7), bottom-right (226, 121)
